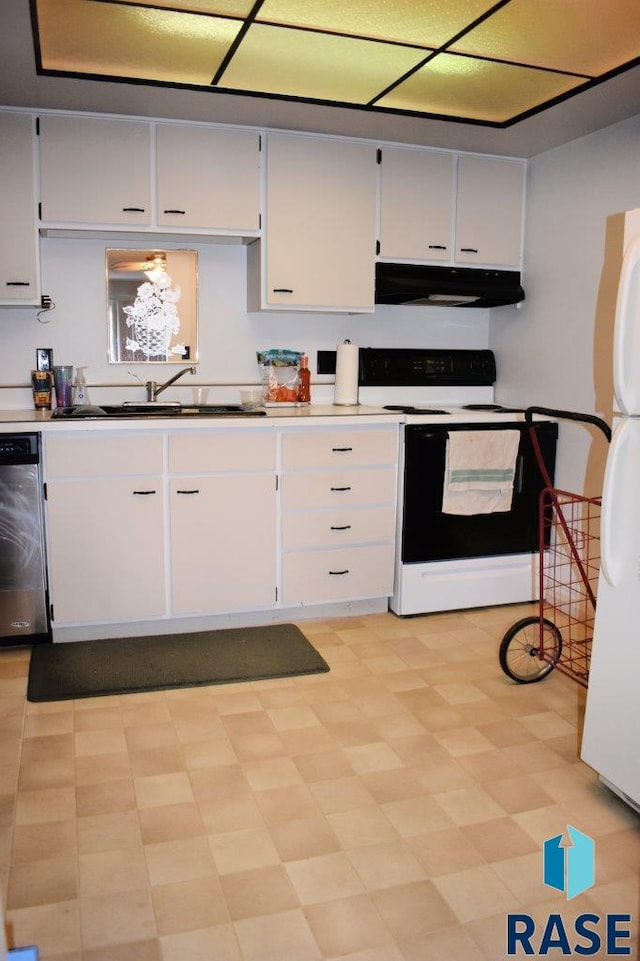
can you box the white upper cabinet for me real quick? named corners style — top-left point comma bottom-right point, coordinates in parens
top-left (378, 146), bottom-right (454, 262)
top-left (156, 123), bottom-right (260, 232)
top-left (248, 133), bottom-right (377, 312)
top-left (39, 114), bottom-right (152, 226)
top-left (377, 146), bottom-right (525, 269)
top-left (0, 112), bottom-right (40, 304)
top-left (455, 155), bottom-right (525, 267)
top-left (38, 114), bottom-right (261, 237)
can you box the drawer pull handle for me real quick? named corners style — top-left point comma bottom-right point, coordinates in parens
top-left (122, 206), bottom-right (146, 212)
top-left (329, 569), bottom-right (349, 576)
top-left (332, 447), bottom-right (353, 452)
top-left (428, 244), bottom-right (447, 250)
top-left (330, 486), bottom-right (351, 492)
top-left (272, 288), bottom-right (294, 293)
top-left (330, 524), bottom-right (351, 531)
top-left (177, 489), bottom-right (199, 494)
top-left (460, 247), bottom-right (478, 253)
top-left (163, 209), bottom-right (186, 215)
top-left (6, 281), bottom-right (30, 286)
top-left (133, 489), bottom-right (156, 495)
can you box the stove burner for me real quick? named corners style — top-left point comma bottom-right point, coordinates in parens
top-left (462, 403), bottom-right (524, 413)
top-left (383, 405), bottom-right (451, 415)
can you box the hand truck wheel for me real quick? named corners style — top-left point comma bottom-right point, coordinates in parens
top-left (499, 616), bottom-right (563, 684)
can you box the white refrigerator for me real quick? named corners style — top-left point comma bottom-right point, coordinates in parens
top-left (580, 209), bottom-right (640, 811)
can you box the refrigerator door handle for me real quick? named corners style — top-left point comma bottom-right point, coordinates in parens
top-left (614, 234), bottom-right (640, 415)
top-left (600, 418), bottom-right (630, 587)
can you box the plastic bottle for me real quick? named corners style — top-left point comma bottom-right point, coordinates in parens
top-left (72, 366), bottom-right (91, 405)
top-left (297, 354), bottom-right (311, 403)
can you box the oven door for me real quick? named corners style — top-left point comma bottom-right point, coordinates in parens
top-left (401, 421), bottom-right (558, 563)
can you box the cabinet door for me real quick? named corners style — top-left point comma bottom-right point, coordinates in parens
top-left (39, 115), bottom-right (152, 225)
top-left (170, 474), bottom-right (276, 614)
top-left (379, 146), bottom-right (454, 261)
top-left (46, 477), bottom-right (165, 624)
top-left (0, 112), bottom-right (40, 304)
top-left (455, 155), bottom-right (525, 267)
top-left (156, 124), bottom-right (260, 232)
top-left (263, 133), bottom-right (377, 311)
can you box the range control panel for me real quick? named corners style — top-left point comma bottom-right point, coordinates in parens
top-left (358, 348), bottom-right (496, 387)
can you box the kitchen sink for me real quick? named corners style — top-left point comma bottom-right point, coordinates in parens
top-left (51, 404), bottom-right (266, 419)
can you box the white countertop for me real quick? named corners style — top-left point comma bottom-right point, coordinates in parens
top-left (0, 404), bottom-right (403, 432)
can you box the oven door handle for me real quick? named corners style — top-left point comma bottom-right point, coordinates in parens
top-left (515, 452), bottom-right (524, 494)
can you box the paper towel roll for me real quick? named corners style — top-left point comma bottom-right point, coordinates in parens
top-left (334, 340), bottom-right (359, 406)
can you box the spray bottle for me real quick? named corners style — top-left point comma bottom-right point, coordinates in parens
top-left (72, 366), bottom-right (91, 405)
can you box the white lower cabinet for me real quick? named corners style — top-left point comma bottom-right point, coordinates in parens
top-left (44, 422), bottom-right (397, 629)
top-left (280, 427), bottom-right (398, 606)
top-left (45, 434), bottom-right (166, 624)
top-left (168, 430), bottom-right (277, 615)
top-left (170, 474), bottom-right (276, 614)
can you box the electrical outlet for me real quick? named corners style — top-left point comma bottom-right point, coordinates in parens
top-left (40, 294), bottom-right (52, 309)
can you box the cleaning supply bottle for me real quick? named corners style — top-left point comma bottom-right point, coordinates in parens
top-left (297, 354), bottom-right (311, 403)
top-left (72, 366), bottom-right (91, 405)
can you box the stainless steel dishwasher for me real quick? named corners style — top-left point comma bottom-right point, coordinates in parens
top-left (0, 432), bottom-right (51, 645)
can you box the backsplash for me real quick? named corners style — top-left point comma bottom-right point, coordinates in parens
top-left (0, 237), bottom-right (491, 409)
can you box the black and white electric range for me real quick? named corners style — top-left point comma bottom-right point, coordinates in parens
top-left (358, 348), bottom-right (558, 616)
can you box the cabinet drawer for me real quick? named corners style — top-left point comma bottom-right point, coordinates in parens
top-left (282, 429), bottom-right (397, 469)
top-left (281, 545), bottom-right (394, 605)
top-left (281, 467), bottom-right (396, 510)
top-left (45, 434), bottom-right (163, 477)
top-left (168, 430), bottom-right (276, 473)
top-left (282, 505), bottom-right (395, 550)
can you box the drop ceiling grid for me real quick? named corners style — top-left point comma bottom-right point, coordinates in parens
top-left (32, 0), bottom-right (640, 126)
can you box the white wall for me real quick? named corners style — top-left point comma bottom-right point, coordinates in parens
top-left (491, 112), bottom-right (640, 494)
top-left (0, 237), bottom-right (490, 408)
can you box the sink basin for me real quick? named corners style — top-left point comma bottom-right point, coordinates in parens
top-left (51, 404), bottom-right (267, 420)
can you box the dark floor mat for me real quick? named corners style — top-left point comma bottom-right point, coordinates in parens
top-left (27, 624), bottom-right (329, 702)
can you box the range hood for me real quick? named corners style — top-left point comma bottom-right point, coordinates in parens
top-left (375, 263), bottom-right (525, 308)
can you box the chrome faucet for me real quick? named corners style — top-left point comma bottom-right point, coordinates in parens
top-left (145, 366), bottom-right (196, 402)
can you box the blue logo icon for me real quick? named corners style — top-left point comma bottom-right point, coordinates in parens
top-left (543, 825), bottom-right (595, 899)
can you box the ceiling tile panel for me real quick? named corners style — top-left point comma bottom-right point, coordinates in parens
top-left (256, 0), bottom-right (498, 47)
top-left (104, 0), bottom-right (254, 15)
top-left (451, 0), bottom-right (640, 75)
top-left (377, 53), bottom-right (585, 122)
top-left (218, 22), bottom-right (429, 102)
top-left (36, 0), bottom-right (241, 84)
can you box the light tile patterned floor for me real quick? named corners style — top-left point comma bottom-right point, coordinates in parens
top-left (1, 604), bottom-right (638, 960)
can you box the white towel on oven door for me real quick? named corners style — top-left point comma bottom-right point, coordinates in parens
top-left (442, 429), bottom-right (521, 515)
